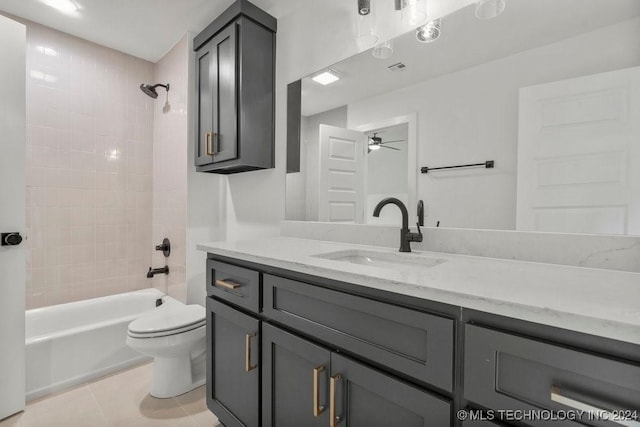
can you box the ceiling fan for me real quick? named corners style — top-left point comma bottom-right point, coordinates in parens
top-left (368, 132), bottom-right (404, 152)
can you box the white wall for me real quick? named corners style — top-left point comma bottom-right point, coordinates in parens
top-left (347, 17), bottom-right (640, 230)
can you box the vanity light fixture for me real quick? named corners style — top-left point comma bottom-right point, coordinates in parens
top-left (372, 40), bottom-right (394, 59)
top-left (416, 19), bottom-right (441, 43)
top-left (312, 69), bottom-right (341, 86)
top-left (358, 0), bottom-right (371, 15)
top-left (41, 0), bottom-right (79, 15)
top-left (397, 0), bottom-right (427, 26)
top-left (475, 0), bottom-right (506, 19)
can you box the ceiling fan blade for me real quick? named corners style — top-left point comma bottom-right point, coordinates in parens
top-left (380, 139), bottom-right (406, 144)
top-left (380, 145), bottom-right (400, 151)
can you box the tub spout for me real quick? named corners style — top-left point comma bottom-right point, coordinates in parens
top-left (147, 266), bottom-right (169, 278)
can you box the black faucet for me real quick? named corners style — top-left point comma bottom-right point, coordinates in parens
top-left (147, 266), bottom-right (169, 278)
top-left (373, 197), bottom-right (423, 252)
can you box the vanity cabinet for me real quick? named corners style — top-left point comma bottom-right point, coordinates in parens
top-left (464, 324), bottom-right (640, 427)
top-left (206, 298), bottom-right (260, 427)
top-left (194, 0), bottom-right (276, 174)
top-left (262, 323), bottom-right (331, 426)
top-left (261, 322), bottom-right (451, 427)
top-left (205, 254), bottom-right (640, 427)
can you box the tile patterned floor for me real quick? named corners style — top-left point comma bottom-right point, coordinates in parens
top-left (0, 363), bottom-right (220, 427)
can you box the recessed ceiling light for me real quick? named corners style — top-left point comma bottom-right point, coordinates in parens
top-left (41, 0), bottom-right (79, 15)
top-left (312, 69), bottom-right (340, 86)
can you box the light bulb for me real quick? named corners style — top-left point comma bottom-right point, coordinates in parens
top-left (416, 19), bottom-right (441, 43)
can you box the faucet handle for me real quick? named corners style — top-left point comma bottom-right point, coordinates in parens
top-left (408, 222), bottom-right (423, 243)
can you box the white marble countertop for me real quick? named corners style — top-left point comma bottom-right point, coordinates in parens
top-left (197, 237), bottom-right (640, 346)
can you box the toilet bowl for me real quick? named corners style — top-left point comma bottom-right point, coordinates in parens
top-left (126, 296), bottom-right (206, 398)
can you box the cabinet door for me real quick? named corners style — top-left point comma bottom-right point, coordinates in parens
top-left (195, 40), bottom-right (214, 166)
top-left (262, 324), bottom-right (331, 427)
top-left (207, 298), bottom-right (260, 427)
top-left (330, 354), bottom-right (451, 427)
top-left (211, 23), bottom-right (238, 164)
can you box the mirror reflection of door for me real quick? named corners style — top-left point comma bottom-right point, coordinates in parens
top-left (318, 125), bottom-right (367, 223)
top-left (517, 66), bottom-right (640, 235)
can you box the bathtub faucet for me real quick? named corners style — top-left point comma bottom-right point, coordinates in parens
top-left (147, 266), bottom-right (169, 278)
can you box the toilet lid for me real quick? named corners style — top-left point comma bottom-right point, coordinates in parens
top-left (128, 304), bottom-right (206, 336)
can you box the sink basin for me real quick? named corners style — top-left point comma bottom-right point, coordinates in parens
top-left (314, 249), bottom-right (446, 270)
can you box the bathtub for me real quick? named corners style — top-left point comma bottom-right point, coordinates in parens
top-left (25, 288), bottom-right (164, 401)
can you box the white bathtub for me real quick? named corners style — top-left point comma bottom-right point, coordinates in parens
top-left (25, 288), bottom-right (164, 401)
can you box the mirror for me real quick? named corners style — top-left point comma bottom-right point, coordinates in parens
top-left (286, 0), bottom-right (640, 236)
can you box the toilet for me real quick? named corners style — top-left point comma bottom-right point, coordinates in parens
top-left (126, 296), bottom-right (207, 398)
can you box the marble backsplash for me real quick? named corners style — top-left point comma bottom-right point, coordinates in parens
top-left (281, 221), bottom-right (640, 273)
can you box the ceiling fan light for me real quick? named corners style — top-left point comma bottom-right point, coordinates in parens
top-left (475, 0), bottom-right (506, 20)
top-left (369, 144), bottom-right (381, 150)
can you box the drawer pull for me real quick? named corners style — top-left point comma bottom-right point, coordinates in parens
top-left (313, 365), bottom-right (326, 417)
top-left (206, 132), bottom-right (216, 156)
top-left (216, 279), bottom-right (240, 290)
top-left (551, 386), bottom-right (640, 427)
top-left (330, 374), bottom-right (343, 427)
top-left (245, 333), bottom-right (257, 372)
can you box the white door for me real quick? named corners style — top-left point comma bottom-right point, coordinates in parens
top-left (517, 66), bottom-right (640, 235)
top-left (0, 15), bottom-right (26, 421)
top-left (318, 125), bottom-right (367, 223)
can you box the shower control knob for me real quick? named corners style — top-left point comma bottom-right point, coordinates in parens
top-left (1, 232), bottom-right (23, 246)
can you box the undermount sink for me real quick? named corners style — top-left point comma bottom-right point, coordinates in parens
top-left (314, 249), bottom-right (446, 270)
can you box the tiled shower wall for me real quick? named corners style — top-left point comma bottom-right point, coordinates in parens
top-left (25, 21), bottom-right (155, 309)
top-left (150, 35), bottom-right (189, 303)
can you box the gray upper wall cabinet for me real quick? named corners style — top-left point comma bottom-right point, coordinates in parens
top-left (194, 0), bottom-right (276, 174)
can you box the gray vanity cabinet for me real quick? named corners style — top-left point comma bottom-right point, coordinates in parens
top-left (330, 354), bottom-right (451, 427)
top-left (261, 322), bottom-right (452, 427)
top-left (262, 323), bottom-right (331, 427)
top-left (193, 0), bottom-right (276, 174)
top-left (464, 324), bottom-right (640, 427)
top-left (206, 298), bottom-right (260, 427)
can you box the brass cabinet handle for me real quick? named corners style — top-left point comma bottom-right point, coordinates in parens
top-left (330, 374), bottom-right (342, 427)
top-left (215, 279), bottom-right (240, 290)
top-left (206, 131), bottom-right (216, 156)
top-left (245, 333), bottom-right (257, 372)
top-left (313, 365), bottom-right (326, 417)
top-left (551, 386), bottom-right (640, 426)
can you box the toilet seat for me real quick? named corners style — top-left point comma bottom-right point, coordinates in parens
top-left (128, 304), bottom-right (205, 339)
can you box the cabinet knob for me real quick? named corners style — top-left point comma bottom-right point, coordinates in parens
top-left (1, 232), bottom-right (23, 246)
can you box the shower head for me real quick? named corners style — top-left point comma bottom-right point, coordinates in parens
top-left (140, 83), bottom-right (170, 99)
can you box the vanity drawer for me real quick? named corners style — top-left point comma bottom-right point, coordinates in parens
top-left (207, 259), bottom-right (260, 313)
top-left (262, 274), bottom-right (455, 392)
top-left (464, 324), bottom-right (640, 427)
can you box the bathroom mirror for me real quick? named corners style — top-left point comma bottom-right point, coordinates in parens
top-left (286, 0), bottom-right (640, 235)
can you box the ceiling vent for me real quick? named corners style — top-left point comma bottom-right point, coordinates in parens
top-left (387, 62), bottom-right (406, 72)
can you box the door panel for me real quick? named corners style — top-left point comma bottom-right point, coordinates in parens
top-left (318, 125), bottom-right (367, 223)
top-left (213, 24), bottom-right (238, 163)
top-left (207, 299), bottom-right (259, 427)
top-left (195, 41), bottom-right (214, 166)
top-left (262, 323), bottom-right (331, 427)
top-left (0, 15), bottom-right (26, 421)
top-left (330, 354), bottom-right (451, 427)
top-left (517, 66), bottom-right (640, 234)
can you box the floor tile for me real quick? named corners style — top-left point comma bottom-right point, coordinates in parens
top-left (0, 362), bottom-right (218, 427)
